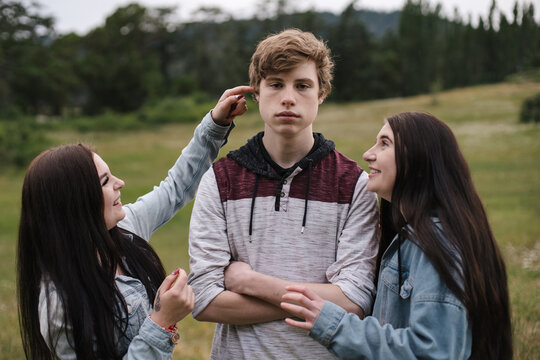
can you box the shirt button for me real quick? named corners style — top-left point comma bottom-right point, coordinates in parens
top-left (283, 180), bottom-right (287, 184)
top-left (280, 192), bottom-right (285, 197)
top-left (127, 304), bottom-right (132, 313)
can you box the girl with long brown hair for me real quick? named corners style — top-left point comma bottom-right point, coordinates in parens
top-left (17, 86), bottom-right (251, 359)
top-left (281, 112), bottom-right (512, 359)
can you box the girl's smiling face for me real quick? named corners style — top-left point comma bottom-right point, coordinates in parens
top-left (362, 122), bottom-right (396, 202)
top-left (93, 153), bottom-right (125, 230)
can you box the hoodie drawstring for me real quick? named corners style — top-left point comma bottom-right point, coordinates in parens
top-left (301, 160), bottom-right (313, 234)
top-left (248, 174), bottom-right (259, 242)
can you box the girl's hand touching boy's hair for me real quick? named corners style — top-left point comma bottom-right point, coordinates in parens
top-left (212, 86), bottom-right (254, 125)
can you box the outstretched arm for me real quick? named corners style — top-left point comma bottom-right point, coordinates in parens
top-left (120, 86), bottom-right (253, 240)
top-left (281, 270), bottom-right (471, 359)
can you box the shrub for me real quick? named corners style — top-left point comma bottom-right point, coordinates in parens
top-left (137, 93), bottom-right (214, 125)
top-left (0, 118), bottom-right (51, 168)
top-left (70, 111), bottom-right (146, 133)
top-left (520, 93), bottom-right (540, 123)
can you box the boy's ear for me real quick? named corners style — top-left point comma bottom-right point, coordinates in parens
top-left (255, 92), bottom-right (260, 102)
top-left (318, 92), bottom-right (328, 105)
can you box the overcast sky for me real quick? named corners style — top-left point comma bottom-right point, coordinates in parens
top-left (40, 0), bottom-right (536, 35)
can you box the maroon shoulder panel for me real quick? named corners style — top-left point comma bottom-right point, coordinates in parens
top-left (213, 150), bottom-right (362, 204)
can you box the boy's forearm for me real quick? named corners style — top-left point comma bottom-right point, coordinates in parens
top-left (194, 290), bottom-right (287, 325)
top-left (241, 272), bottom-right (364, 317)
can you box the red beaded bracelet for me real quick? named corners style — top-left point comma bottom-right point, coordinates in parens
top-left (149, 315), bottom-right (177, 333)
top-left (166, 324), bottom-right (178, 333)
top-left (149, 316), bottom-right (180, 345)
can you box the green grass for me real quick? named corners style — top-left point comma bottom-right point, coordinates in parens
top-left (1, 81), bottom-right (539, 358)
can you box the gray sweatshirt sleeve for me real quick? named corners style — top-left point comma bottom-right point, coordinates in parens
top-left (187, 168), bottom-right (230, 317)
top-left (326, 171), bottom-right (379, 314)
top-left (119, 112), bottom-right (233, 240)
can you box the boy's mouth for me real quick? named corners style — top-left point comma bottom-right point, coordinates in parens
top-left (277, 111), bottom-right (299, 117)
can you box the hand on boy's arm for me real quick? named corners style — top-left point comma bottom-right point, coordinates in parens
top-left (281, 285), bottom-right (326, 331)
top-left (211, 86), bottom-right (254, 126)
top-left (224, 261), bottom-right (364, 318)
top-left (194, 290), bottom-right (287, 325)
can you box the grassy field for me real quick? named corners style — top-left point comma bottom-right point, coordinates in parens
top-left (0, 81), bottom-right (538, 358)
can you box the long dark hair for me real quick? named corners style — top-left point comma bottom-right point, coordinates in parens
top-left (376, 112), bottom-right (512, 359)
top-left (17, 144), bottom-right (166, 359)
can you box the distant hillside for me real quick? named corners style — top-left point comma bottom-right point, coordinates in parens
top-left (358, 9), bottom-right (400, 38)
top-left (277, 9), bottom-right (400, 38)
top-left (317, 9), bottom-right (400, 38)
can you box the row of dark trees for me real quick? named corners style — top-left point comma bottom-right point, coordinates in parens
top-left (1, 0), bottom-right (539, 116)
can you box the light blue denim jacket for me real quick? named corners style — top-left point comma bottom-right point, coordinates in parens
top-left (310, 219), bottom-right (472, 359)
top-left (39, 112), bottom-right (233, 359)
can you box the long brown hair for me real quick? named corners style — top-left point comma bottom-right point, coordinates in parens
top-left (377, 112), bottom-right (512, 359)
top-left (17, 144), bottom-right (165, 359)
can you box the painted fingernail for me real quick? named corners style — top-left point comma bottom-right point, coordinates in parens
top-left (236, 94), bottom-right (244, 100)
top-left (172, 268), bottom-right (180, 275)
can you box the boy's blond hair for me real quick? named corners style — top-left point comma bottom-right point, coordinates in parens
top-left (249, 29), bottom-right (334, 98)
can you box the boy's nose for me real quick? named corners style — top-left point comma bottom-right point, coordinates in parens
top-left (281, 88), bottom-right (296, 106)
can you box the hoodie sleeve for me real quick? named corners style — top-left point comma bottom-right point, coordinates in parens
top-left (119, 112), bottom-right (233, 241)
top-left (326, 171), bottom-right (379, 314)
top-left (187, 168), bottom-right (231, 317)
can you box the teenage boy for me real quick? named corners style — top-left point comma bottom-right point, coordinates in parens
top-left (188, 29), bottom-right (379, 359)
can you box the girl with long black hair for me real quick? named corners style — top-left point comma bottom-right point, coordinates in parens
top-left (280, 112), bottom-right (512, 359)
top-left (17, 86), bottom-right (252, 359)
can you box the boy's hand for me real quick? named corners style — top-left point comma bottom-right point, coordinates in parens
top-left (211, 86), bottom-right (254, 125)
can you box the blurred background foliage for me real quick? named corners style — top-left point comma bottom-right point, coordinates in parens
top-left (520, 92), bottom-right (540, 123)
top-left (0, 0), bottom-right (539, 167)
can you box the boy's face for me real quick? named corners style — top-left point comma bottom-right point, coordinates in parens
top-left (256, 60), bottom-right (325, 139)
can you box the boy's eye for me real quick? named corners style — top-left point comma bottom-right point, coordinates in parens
top-left (270, 83), bottom-right (282, 88)
top-left (297, 84), bottom-right (309, 89)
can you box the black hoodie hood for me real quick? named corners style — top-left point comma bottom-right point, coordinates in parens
top-left (228, 131), bottom-right (335, 179)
